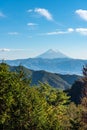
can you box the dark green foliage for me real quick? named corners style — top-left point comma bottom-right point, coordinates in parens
top-left (0, 63), bottom-right (30, 129)
top-left (0, 63), bottom-right (87, 130)
top-left (80, 65), bottom-right (87, 129)
top-left (68, 80), bottom-right (84, 104)
top-left (67, 103), bottom-right (82, 130)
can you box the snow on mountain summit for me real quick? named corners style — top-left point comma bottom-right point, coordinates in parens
top-left (36, 49), bottom-right (68, 59)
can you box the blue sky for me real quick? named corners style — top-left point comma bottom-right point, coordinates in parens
top-left (0, 0), bottom-right (87, 59)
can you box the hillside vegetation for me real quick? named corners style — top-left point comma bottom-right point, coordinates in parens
top-left (0, 63), bottom-right (87, 130)
top-left (10, 65), bottom-right (80, 90)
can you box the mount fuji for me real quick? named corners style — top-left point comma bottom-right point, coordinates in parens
top-left (1, 49), bottom-right (87, 75)
top-left (36, 49), bottom-right (69, 59)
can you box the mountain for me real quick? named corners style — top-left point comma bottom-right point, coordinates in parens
top-left (31, 70), bottom-right (70, 89)
top-left (36, 49), bottom-right (68, 59)
top-left (4, 58), bottom-right (87, 75)
top-left (9, 65), bottom-right (81, 90)
top-left (9, 64), bottom-right (86, 105)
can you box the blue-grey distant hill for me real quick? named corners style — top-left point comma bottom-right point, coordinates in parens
top-left (9, 65), bottom-right (81, 90)
top-left (1, 49), bottom-right (87, 75)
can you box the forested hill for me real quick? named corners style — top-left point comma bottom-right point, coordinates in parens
top-left (0, 63), bottom-right (87, 129)
top-left (9, 65), bottom-right (81, 90)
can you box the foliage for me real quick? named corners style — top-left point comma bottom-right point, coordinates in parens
top-left (0, 63), bottom-right (87, 130)
top-left (79, 65), bottom-right (87, 129)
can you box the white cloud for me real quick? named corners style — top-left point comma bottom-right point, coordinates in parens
top-left (39, 27), bottom-right (87, 36)
top-left (8, 32), bottom-right (19, 35)
top-left (43, 28), bottom-right (74, 36)
top-left (27, 8), bottom-right (53, 21)
top-left (0, 48), bottom-right (10, 52)
top-left (75, 28), bottom-right (87, 35)
top-left (0, 12), bottom-right (5, 17)
top-left (68, 28), bottom-right (74, 32)
top-left (45, 31), bottom-right (67, 35)
top-left (0, 48), bottom-right (30, 52)
top-left (34, 8), bottom-right (53, 21)
top-left (27, 23), bottom-right (38, 26)
top-left (75, 9), bottom-right (87, 21)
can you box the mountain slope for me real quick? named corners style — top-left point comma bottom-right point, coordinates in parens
top-left (31, 70), bottom-right (70, 89)
top-left (9, 65), bottom-right (80, 90)
top-left (58, 74), bottom-right (81, 85)
top-left (36, 49), bottom-right (68, 59)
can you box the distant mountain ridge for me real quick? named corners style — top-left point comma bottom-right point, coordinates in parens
top-left (9, 64), bottom-right (85, 105)
top-left (36, 49), bottom-right (68, 59)
top-left (0, 49), bottom-right (87, 75)
top-left (9, 65), bottom-right (81, 90)
top-left (3, 58), bottom-right (87, 75)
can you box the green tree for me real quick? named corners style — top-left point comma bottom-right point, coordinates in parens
top-left (67, 103), bottom-right (82, 130)
top-left (0, 63), bottom-right (31, 130)
top-left (79, 65), bottom-right (87, 129)
top-left (37, 83), bottom-right (70, 130)
top-left (0, 63), bottom-right (79, 130)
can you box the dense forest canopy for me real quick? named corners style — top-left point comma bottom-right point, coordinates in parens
top-left (0, 63), bottom-right (87, 130)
